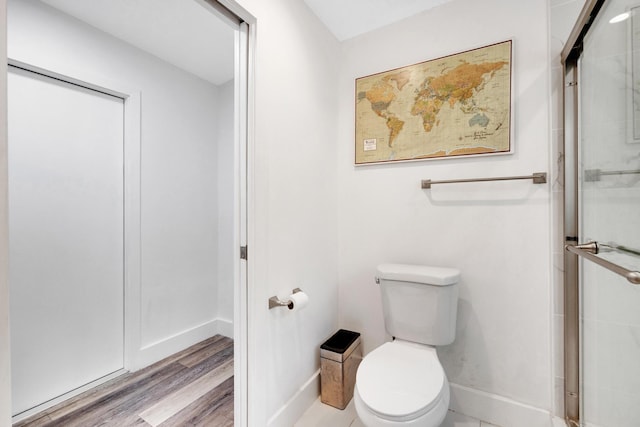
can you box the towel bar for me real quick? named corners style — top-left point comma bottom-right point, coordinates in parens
top-left (421, 172), bottom-right (547, 189)
top-left (565, 242), bottom-right (640, 285)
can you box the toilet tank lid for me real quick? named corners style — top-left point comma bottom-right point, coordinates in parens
top-left (377, 264), bottom-right (460, 286)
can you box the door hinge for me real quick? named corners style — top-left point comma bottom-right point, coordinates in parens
top-left (240, 245), bottom-right (248, 260)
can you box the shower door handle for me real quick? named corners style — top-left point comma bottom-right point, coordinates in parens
top-left (565, 242), bottom-right (640, 285)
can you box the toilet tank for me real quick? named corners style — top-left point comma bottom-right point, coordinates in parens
top-left (376, 264), bottom-right (460, 346)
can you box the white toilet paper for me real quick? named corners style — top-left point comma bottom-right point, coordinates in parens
top-left (289, 291), bottom-right (309, 312)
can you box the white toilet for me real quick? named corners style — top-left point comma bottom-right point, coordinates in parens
top-left (354, 263), bottom-right (460, 427)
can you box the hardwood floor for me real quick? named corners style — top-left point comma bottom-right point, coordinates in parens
top-left (14, 335), bottom-right (234, 427)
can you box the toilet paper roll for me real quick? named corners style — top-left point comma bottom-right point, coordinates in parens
top-left (288, 291), bottom-right (309, 312)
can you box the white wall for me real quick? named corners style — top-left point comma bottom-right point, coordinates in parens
top-left (232, 0), bottom-right (341, 425)
top-left (337, 0), bottom-right (553, 424)
top-left (8, 0), bottom-right (223, 368)
top-left (0, 1), bottom-right (593, 427)
top-left (232, 0), bottom-right (561, 424)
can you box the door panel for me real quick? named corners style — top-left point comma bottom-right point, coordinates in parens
top-left (578, 1), bottom-right (640, 426)
top-left (9, 66), bottom-right (125, 415)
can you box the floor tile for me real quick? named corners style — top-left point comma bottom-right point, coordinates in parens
top-left (442, 410), bottom-right (481, 426)
top-left (295, 398), bottom-right (357, 427)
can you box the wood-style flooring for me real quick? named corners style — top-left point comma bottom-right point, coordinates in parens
top-left (14, 335), bottom-right (234, 427)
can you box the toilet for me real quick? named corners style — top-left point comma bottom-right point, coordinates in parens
top-left (354, 263), bottom-right (460, 427)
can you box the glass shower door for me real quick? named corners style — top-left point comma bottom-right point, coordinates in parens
top-left (578, 1), bottom-right (640, 425)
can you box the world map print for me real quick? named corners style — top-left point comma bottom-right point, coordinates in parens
top-left (355, 41), bottom-right (512, 164)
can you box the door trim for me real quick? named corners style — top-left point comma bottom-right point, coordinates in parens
top-left (1, 2), bottom-right (10, 423)
top-left (199, 3), bottom-right (256, 426)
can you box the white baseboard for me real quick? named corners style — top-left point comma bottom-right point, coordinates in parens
top-left (449, 383), bottom-right (553, 427)
top-left (267, 370), bottom-right (320, 427)
top-left (216, 317), bottom-right (234, 338)
top-left (553, 417), bottom-right (569, 427)
top-left (135, 319), bottom-right (222, 369)
top-left (263, 376), bottom-right (558, 427)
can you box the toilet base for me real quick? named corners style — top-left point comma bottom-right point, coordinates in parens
top-left (353, 382), bottom-right (449, 427)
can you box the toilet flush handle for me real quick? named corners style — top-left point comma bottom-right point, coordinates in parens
top-left (375, 277), bottom-right (380, 284)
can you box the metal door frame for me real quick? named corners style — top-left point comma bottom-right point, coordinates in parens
top-left (561, 1), bottom-right (606, 425)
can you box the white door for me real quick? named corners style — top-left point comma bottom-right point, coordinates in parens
top-left (8, 66), bottom-right (125, 416)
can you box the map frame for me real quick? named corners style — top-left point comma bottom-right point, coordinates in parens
top-left (354, 40), bottom-right (513, 165)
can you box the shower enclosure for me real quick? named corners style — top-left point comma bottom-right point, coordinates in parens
top-left (563, 0), bottom-right (640, 426)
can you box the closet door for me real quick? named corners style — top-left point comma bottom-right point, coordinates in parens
top-left (9, 66), bottom-right (125, 416)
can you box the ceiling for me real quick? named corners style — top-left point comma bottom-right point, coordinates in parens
top-left (40, 0), bottom-right (236, 86)
top-left (303, 0), bottom-right (452, 41)
top-left (37, 0), bottom-right (451, 86)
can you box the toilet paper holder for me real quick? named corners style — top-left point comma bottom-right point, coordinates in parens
top-left (269, 288), bottom-right (303, 310)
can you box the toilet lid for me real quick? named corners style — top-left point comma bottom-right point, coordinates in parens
top-left (356, 341), bottom-right (445, 420)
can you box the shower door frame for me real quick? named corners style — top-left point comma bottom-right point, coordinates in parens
top-left (561, 1), bottom-right (607, 426)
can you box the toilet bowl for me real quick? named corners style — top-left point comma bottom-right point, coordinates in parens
top-left (354, 264), bottom-right (460, 427)
top-left (354, 340), bottom-right (449, 427)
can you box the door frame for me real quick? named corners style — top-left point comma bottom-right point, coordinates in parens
top-left (1, 1), bottom-right (10, 422)
top-left (561, 1), bottom-right (606, 426)
top-left (198, 2), bottom-right (255, 426)
top-left (202, 3), bottom-right (256, 426)
top-left (0, 1), bottom-right (257, 426)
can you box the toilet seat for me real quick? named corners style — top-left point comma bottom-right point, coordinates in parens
top-left (356, 340), bottom-right (446, 422)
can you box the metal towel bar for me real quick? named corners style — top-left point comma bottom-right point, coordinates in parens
top-left (584, 168), bottom-right (640, 182)
top-left (597, 242), bottom-right (640, 258)
top-left (565, 242), bottom-right (640, 285)
top-left (421, 172), bottom-right (547, 189)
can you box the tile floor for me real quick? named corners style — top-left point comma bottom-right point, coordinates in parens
top-left (294, 398), bottom-right (500, 427)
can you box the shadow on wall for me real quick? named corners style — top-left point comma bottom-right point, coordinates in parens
top-left (438, 298), bottom-right (491, 390)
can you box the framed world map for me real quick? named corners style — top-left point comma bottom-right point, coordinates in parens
top-left (355, 40), bottom-right (513, 164)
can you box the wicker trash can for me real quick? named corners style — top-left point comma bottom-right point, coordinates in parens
top-left (320, 329), bottom-right (362, 410)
